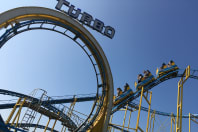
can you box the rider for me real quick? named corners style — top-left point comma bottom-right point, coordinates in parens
top-left (143, 70), bottom-right (151, 79)
top-left (137, 74), bottom-right (143, 83)
top-left (167, 60), bottom-right (175, 67)
top-left (117, 87), bottom-right (123, 96)
top-left (160, 63), bottom-right (167, 70)
top-left (124, 83), bottom-right (130, 92)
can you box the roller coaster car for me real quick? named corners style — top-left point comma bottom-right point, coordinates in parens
top-left (113, 89), bottom-right (133, 106)
top-left (135, 75), bottom-right (155, 91)
top-left (156, 64), bottom-right (179, 78)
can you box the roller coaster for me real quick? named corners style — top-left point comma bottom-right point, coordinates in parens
top-left (0, 6), bottom-right (197, 132)
top-left (0, 64), bottom-right (198, 131)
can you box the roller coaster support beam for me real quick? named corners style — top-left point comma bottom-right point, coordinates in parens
top-left (135, 87), bottom-right (152, 132)
top-left (44, 118), bottom-right (51, 132)
top-left (146, 91), bottom-right (152, 132)
top-left (127, 107), bottom-right (132, 131)
top-left (34, 113), bottom-right (43, 132)
top-left (135, 87), bottom-right (144, 132)
top-left (61, 125), bottom-right (67, 132)
top-left (51, 112), bottom-right (60, 132)
top-left (149, 110), bottom-right (155, 132)
top-left (171, 113), bottom-right (176, 132)
top-left (189, 113), bottom-right (198, 132)
top-left (67, 96), bottom-right (77, 118)
top-left (108, 104), bottom-right (135, 132)
top-left (12, 98), bottom-right (27, 128)
top-left (189, 113), bottom-right (191, 132)
top-left (122, 104), bottom-right (128, 131)
top-left (6, 98), bottom-right (27, 129)
top-left (5, 98), bottom-right (22, 124)
top-left (176, 65), bottom-right (190, 132)
top-left (120, 104), bottom-right (134, 131)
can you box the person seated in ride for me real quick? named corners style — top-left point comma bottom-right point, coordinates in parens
top-left (124, 83), bottom-right (130, 92)
top-left (160, 63), bottom-right (167, 70)
top-left (143, 70), bottom-right (151, 79)
top-left (167, 60), bottom-right (175, 67)
top-left (117, 87), bottom-right (123, 97)
top-left (137, 74), bottom-right (143, 83)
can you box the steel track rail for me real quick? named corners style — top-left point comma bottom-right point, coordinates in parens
top-left (0, 95), bottom-right (96, 109)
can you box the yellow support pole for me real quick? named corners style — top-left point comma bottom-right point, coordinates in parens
top-left (44, 118), bottom-right (51, 132)
top-left (171, 113), bottom-right (173, 132)
top-left (184, 66), bottom-right (190, 83)
top-left (189, 113), bottom-right (191, 132)
top-left (151, 111), bottom-right (155, 132)
top-left (51, 119), bottom-right (58, 132)
top-left (127, 111), bottom-right (132, 131)
top-left (122, 104), bottom-right (128, 132)
top-left (176, 80), bottom-right (181, 131)
top-left (10, 98), bottom-right (26, 126)
top-left (51, 112), bottom-right (60, 132)
top-left (33, 114), bottom-right (43, 132)
top-left (176, 65), bottom-right (190, 132)
top-left (171, 113), bottom-right (176, 132)
top-left (61, 125), bottom-right (65, 132)
top-left (180, 84), bottom-right (183, 131)
top-left (15, 106), bottom-right (22, 127)
top-left (146, 91), bottom-right (152, 132)
top-left (174, 118), bottom-right (176, 132)
top-left (6, 98), bottom-right (22, 124)
top-left (135, 87), bottom-right (144, 132)
top-left (64, 127), bottom-right (67, 132)
top-left (149, 113), bottom-right (153, 132)
top-left (68, 97), bottom-right (77, 117)
top-left (176, 84), bottom-right (181, 132)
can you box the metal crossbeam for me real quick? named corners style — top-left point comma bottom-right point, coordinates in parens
top-left (0, 96), bottom-right (96, 109)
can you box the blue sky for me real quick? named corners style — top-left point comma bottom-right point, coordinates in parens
top-left (0, 0), bottom-right (198, 131)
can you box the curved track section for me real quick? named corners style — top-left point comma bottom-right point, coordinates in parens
top-left (0, 7), bottom-right (114, 131)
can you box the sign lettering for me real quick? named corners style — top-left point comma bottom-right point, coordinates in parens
top-left (56, 0), bottom-right (115, 39)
